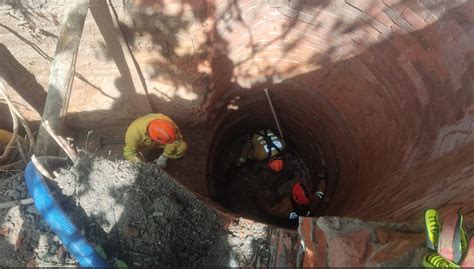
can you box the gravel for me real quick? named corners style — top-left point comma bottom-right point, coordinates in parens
top-left (0, 170), bottom-right (67, 267)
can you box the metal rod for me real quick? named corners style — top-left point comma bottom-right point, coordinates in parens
top-left (264, 88), bottom-right (284, 139)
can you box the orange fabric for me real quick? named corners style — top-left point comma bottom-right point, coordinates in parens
top-left (147, 119), bottom-right (176, 144)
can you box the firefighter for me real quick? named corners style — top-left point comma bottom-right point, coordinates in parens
top-left (236, 129), bottom-right (285, 172)
top-left (288, 180), bottom-right (326, 219)
top-left (259, 178), bottom-right (327, 220)
top-left (123, 113), bottom-right (187, 168)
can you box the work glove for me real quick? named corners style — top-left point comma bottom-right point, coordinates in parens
top-left (289, 212), bottom-right (298, 220)
top-left (154, 154), bottom-right (168, 168)
top-left (314, 191), bottom-right (324, 199)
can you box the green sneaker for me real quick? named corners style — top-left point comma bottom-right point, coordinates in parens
top-left (458, 212), bottom-right (469, 254)
top-left (425, 209), bottom-right (441, 251)
top-left (423, 253), bottom-right (459, 268)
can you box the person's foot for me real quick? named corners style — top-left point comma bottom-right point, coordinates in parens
top-left (422, 253), bottom-right (458, 267)
top-left (424, 208), bottom-right (441, 251)
top-left (457, 212), bottom-right (469, 254)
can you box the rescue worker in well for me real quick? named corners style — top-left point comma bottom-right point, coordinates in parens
top-left (264, 179), bottom-right (327, 220)
top-left (123, 113), bottom-right (187, 168)
top-left (236, 129), bottom-right (285, 173)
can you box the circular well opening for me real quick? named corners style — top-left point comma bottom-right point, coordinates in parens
top-left (206, 84), bottom-right (338, 228)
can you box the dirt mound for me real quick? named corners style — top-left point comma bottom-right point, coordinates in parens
top-left (0, 170), bottom-right (70, 267)
top-left (0, 156), bottom-right (276, 267)
top-left (54, 156), bottom-right (232, 267)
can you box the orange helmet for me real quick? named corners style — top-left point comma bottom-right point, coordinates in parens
top-left (147, 119), bottom-right (176, 144)
top-left (268, 159), bottom-right (284, 172)
top-left (292, 182), bottom-right (310, 206)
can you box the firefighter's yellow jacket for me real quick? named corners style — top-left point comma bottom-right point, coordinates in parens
top-left (249, 129), bottom-right (285, 160)
top-left (123, 114), bottom-right (187, 161)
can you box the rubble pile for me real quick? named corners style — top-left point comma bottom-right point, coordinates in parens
top-left (53, 156), bottom-right (233, 267)
top-left (0, 171), bottom-right (73, 267)
top-left (0, 156), bottom-right (276, 267)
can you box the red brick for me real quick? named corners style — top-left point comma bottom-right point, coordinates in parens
top-left (327, 229), bottom-right (371, 267)
top-left (383, 6), bottom-right (415, 32)
top-left (368, 240), bottom-right (421, 264)
top-left (401, 7), bottom-right (427, 30)
top-left (375, 228), bottom-right (425, 244)
top-left (314, 227), bottom-right (328, 267)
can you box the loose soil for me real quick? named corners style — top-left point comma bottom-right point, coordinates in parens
top-left (52, 156), bottom-right (230, 267)
top-left (0, 156), bottom-right (277, 267)
top-left (0, 169), bottom-right (73, 267)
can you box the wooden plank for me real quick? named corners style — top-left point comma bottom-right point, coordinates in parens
top-left (36, 0), bottom-right (89, 155)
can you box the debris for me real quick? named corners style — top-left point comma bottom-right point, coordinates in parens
top-left (0, 160), bottom-right (23, 171)
top-left (0, 198), bottom-right (34, 209)
top-left (40, 121), bottom-right (78, 162)
top-left (0, 80), bottom-right (35, 155)
top-left (0, 80), bottom-right (35, 166)
top-left (25, 258), bottom-right (38, 267)
top-left (0, 171), bottom-right (69, 267)
top-left (51, 156), bottom-right (274, 267)
top-left (31, 155), bottom-right (54, 179)
top-left (0, 83), bottom-right (19, 164)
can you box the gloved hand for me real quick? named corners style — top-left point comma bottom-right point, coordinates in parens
top-left (154, 154), bottom-right (168, 168)
top-left (289, 212), bottom-right (298, 220)
top-left (315, 191), bottom-right (324, 199)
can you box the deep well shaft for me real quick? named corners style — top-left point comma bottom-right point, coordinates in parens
top-left (205, 0), bottom-right (474, 222)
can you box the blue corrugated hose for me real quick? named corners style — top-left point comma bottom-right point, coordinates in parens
top-left (24, 160), bottom-right (108, 267)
